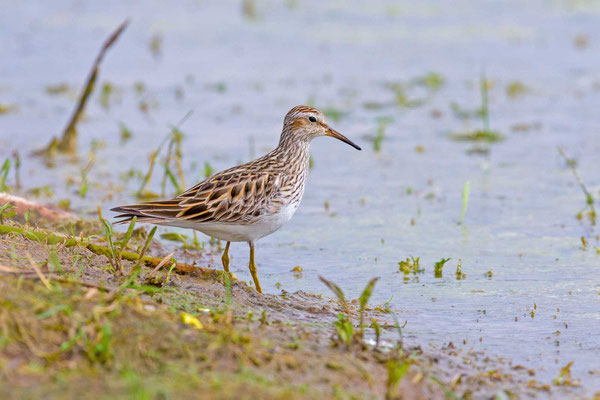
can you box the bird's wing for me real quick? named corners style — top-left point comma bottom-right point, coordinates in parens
top-left (112, 167), bottom-right (281, 225)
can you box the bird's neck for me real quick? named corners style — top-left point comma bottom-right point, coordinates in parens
top-left (275, 134), bottom-right (311, 172)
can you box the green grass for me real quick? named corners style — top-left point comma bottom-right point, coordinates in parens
top-left (0, 275), bottom-right (323, 399)
top-left (319, 276), bottom-right (380, 348)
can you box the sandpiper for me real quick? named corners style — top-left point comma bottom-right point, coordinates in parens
top-left (112, 105), bottom-right (361, 293)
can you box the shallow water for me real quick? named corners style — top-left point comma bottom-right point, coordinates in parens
top-left (2, 0), bottom-right (600, 392)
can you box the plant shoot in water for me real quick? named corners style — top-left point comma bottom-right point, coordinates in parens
top-left (459, 181), bottom-right (470, 225)
top-left (398, 256), bottom-right (422, 275)
top-left (448, 70), bottom-right (504, 144)
top-left (557, 146), bottom-right (596, 225)
top-left (434, 258), bottom-right (451, 278)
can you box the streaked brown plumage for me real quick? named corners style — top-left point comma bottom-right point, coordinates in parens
top-left (112, 105), bottom-right (361, 293)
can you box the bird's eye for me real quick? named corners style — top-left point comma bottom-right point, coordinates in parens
top-left (308, 116), bottom-right (317, 123)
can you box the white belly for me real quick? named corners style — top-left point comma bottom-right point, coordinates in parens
top-left (161, 203), bottom-right (299, 243)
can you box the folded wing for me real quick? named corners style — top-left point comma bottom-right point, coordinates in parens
top-left (111, 169), bottom-right (280, 225)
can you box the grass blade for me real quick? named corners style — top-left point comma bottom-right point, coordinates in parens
top-left (120, 216), bottom-right (137, 251)
top-left (358, 277), bottom-right (379, 338)
top-left (319, 276), bottom-right (349, 314)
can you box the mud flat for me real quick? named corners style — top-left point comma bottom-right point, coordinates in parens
top-left (0, 203), bottom-right (584, 399)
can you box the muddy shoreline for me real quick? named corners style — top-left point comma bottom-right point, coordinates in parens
top-left (0, 202), bottom-right (584, 399)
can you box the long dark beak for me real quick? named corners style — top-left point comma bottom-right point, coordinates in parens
top-left (325, 126), bottom-right (361, 150)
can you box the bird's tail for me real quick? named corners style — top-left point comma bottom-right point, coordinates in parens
top-left (111, 199), bottom-right (182, 225)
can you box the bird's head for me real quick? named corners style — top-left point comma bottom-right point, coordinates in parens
top-left (279, 105), bottom-right (361, 150)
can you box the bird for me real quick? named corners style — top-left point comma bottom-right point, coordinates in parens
top-left (111, 105), bottom-right (361, 293)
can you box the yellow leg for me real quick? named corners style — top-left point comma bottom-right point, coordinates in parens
top-left (248, 242), bottom-right (263, 294)
top-left (221, 241), bottom-right (231, 273)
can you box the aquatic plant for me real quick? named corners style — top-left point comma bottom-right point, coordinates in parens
top-left (119, 122), bottom-right (132, 143)
top-left (45, 83), bottom-right (71, 96)
top-left (204, 161), bottom-right (214, 178)
top-left (448, 71), bottom-right (504, 144)
top-left (12, 151), bottom-right (20, 189)
top-left (373, 117), bottom-right (392, 152)
top-left (553, 361), bottom-right (578, 386)
top-left (291, 265), bottom-right (303, 279)
top-left (449, 101), bottom-right (476, 120)
top-left (322, 107), bottom-right (347, 123)
top-left (414, 72), bottom-right (445, 92)
top-left (374, 295), bottom-right (394, 314)
top-left (449, 130), bottom-right (503, 143)
top-left (38, 20), bottom-right (129, 157)
top-left (137, 149), bottom-right (159, 199)
top-left (434, 258), bottom-right (451, 278)
top-left (506, 81), bottom-right (530, 98)
top-left (382, 72), bottom-right (445, 111)
top-left (455, 259), bottom-right (466, 280)
top-left (387, 83), bottom-right (424, 108)
top-left (242, 0), bottom-right (257, 20)
top-left (0, 103), bottom-right (18, 114)
top-left (78, 170), bottom-right (89, 198)
top-left (27, 186), bottom-right (54, 198)
top-left (459, 181), bottom-right (470, 225)
top-left (99, 82), bottom-right (115, 109)
top-left (138, 112), bottom-right (191, 199)
top-left (480, 71), bottom-right (491, 132)
top-left (149, 32), bottom-right (163, 58)
top-left (161, 125), bottom-right (187, 195)
top-left (77, 141), bottom-right (102, 199)
top-left (557, 146), bottom-right (596, 225)
top-left (161, 232), bottom-right (188, 245)
top-left (398, 256), bottom-right (422, 275)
